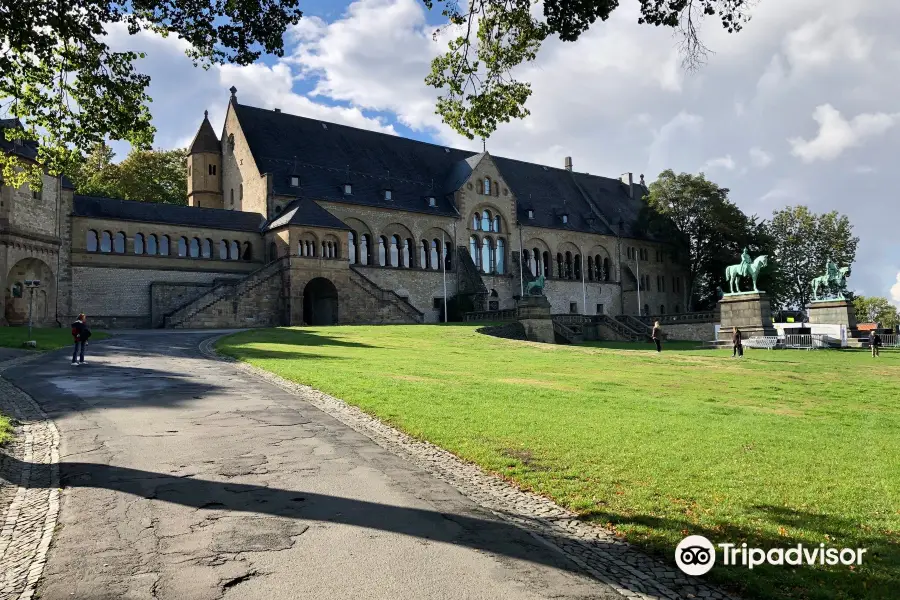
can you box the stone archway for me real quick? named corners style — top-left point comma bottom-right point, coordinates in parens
top-left (303, 277), bottom-right (339, 325)
top-left (5, 258), bottom-right (56, 326)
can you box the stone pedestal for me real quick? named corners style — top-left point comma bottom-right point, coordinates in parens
top-left (717, 292), bottom-right (777, 341)
top-left (517, 295), bottom-right (555, 344)
top-left (807, 300), bottom-right (857, 328)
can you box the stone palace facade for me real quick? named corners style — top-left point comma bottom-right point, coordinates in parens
top-left (1, 88), bottom-right (688, 329)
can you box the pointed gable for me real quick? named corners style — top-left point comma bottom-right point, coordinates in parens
top-left (189, 112), bottom-right (221, 155)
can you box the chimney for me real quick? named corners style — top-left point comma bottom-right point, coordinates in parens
top-left (564, 156), bottom-right (572, 171)
top-left (620, 172), bottom-right (633, 198)
top-left (274, 108), bottom-right (281, 113)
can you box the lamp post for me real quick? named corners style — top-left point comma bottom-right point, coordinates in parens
top-left (24, 279), bottom-right (41, 339)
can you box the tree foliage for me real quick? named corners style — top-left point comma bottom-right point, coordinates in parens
top-left (0, 0), bottom-right (302, 189)
top-left (425, 0), bottom-right (753, 139)
top-left (766, 206), bottom-right (859, 310)
top-left (71, 144), bottom-right (187, 205)
top-left (643, 170), bottom-right (772, 311)
top-left (852, 296), bottom-right (899, 328)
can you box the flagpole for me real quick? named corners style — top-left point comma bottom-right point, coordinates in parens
top-left (442, 229), bottom-right (448, 323)
top-left (581, 254), bottom-right (586, 315)
top-left (636, 253), bottom-right (642, 316)
top-left (518, 222), bottom-right (524, 297)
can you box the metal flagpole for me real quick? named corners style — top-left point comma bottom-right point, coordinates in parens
top-left (581, 255), bottom-right (586, 314)
top-left (518, 222), bottom-right (524, 297)
top-left (635, 253), bottom-right (642, 316)
top-left (442, 230), bottom-right (448, 323)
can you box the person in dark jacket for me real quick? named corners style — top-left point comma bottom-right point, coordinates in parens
top-left (71, 313), bottom-right (91, 365)
top-left (732, 327), bottom-right (743, 358)
top-left (651, 321), bottom-right (662, 353)
top-left (870, 330), bottom-right (881, 357)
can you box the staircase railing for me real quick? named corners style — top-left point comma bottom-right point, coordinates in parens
top-left (348, 266), bottom-right (424, 321)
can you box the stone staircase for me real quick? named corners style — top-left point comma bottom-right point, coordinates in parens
top-left (595, 315), bottom-right (643, 342)
top-left (348, 266), bottom-right (424, 324)
top-left (615, 315), bottom-right (652, 339)
top-left (163, 258), bottom-right (288, 328)
top-left (552, 320), bottom-right (582, 344)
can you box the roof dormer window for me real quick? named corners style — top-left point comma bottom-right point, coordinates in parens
top-left (562, 214), bottom-right (568, 224)
top-left (384, 189), bottom-right (392, 201)
top-left (343, 183), bottom-right (352, 195)
top-left (290, 176), bottom-right (299, 187)
top-left (527, 209), bottom-right (534, 219)
top-left (427, 196), bottom-right (436, 208)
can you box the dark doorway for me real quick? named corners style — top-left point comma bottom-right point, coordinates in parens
top-left (303, 278), bottom-right (339, 325)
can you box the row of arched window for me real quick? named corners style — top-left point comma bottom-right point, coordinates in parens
top-left (471, 210), bottom-right (502, 233)
top-left (297, 239), bottom-right (341, 259)
top-left (348, 232), bottom-right (452, 270)
top-left (86, 230), bottom-right (252, 261)
top-left (469, 236), bottom-right (506, 274)
top-left (522, 249), bottom-right (611, 281)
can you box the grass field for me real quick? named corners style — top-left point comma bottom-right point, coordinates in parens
top-left (217, 325), bottom-right (900, 600)
top-left (0, 327), bottom-right (108, 351)
top-left (0, 413), bottom-right (13, 446)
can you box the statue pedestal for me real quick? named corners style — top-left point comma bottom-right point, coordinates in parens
top-left (807, 300), bottom-right (857, 329)
top-left (717, 292), bottom-right (777, 341)
top-left (517, 295), bottom-right (554, 344)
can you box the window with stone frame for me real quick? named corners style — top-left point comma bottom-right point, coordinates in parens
top-left (159, 235), bottom-right (170, 256)
top-left (86, 230), bottom-right (98, 252)
top-left (147, 234), bottom-right (158, 255)
top-left (114, 232), bottom-right (126, 253)
top-left (134, 233), bottom-right (144, 254)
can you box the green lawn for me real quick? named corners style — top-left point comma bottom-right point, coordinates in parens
top-left (0, 327), bottom-right (108, 351)
top-left (0, 413), bottom-right (13, 446)
top-left (217, 325), bottom-right (900, 600)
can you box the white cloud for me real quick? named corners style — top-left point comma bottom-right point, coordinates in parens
top-left (749, 147), bottom-right (773, 168)
top-left (892, 273), bottom-right (900, 307)
top-left (784, 18), bottom-right (872, 72)
top-left (702, 155), bottom-right (737, 172)
top-left (788, 104), bottom-right (900, 162)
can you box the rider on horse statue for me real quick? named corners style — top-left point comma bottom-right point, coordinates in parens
top-left (826, 258), bottom-right (839, 282)
top-left (739, 248), bottom-right (752, 278)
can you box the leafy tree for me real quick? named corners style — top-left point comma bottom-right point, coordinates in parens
top-left (853, 296), bottom-right (899, 328)
top-left (425, 0), bottom-right (754, 139)
top-left (767, 206), bottom-right (859, 310)
top-left (71, 144), bottom-right (187, 205)
top-left (643, 170), bottom-right (773, 311)
top-left (0, 0), bottom-right (302, 190)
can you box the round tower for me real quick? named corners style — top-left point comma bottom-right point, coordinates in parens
top-left (187, 110), bottom-right (223, 208)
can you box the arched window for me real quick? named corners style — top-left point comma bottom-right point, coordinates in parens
top-left (556, 253), bottom-right (563, 278)
top-left (239, 183), bottom-right (243, 202)
top-left (420, 240), bottom-right (428, 269)
top-left (493, 215), bottom-right (501, 233)
top-left (470, 235), bottom-right (480, 268)
top-left (229, 240), bottom-right (239, 260)
top-left (482, 237), bottom-right (493, 273)
top-left (403, 238), bottom-right (412, 268)
top-left (86, 230), bottom-right (98, 252)
top-left (431, 239), bottom-right (440, 271)
top-left (643, 304), bottom-right (650, 316)
top-left (190, 237), bottom-right (200, 258)
top-left (160, 235), bottom-right (170, 256)
top-left (242, 242), bottom-right (252, 260)
top-left (542, 251), bottom-right (550, 278)
top-left (604, 258), bottom-right (610, 281)
top-left (219, 240), bottom-right (228, 260)
top-left (444, 241), bottom-right (452, 270)
top-left (202, 238), bottom-right (212, 259)
top-left (484, 177), bottom-right (491, 195)
top-left (565, 252), bottom-right (573, 279)
top-left (11, 282), bottom-right (23, 298)
top-left (360, 234), bottom-right (370, 265)
top-left (378, 236), bottom-right (387, 267)
top-left (230, 189), bottom-right (234, 206)
top-left (472, 213), bottom-right (480, 231)
top-left (269, 242), bottom-right (278, 260)
top-left (134, 233), bottom-right (144, 255)
top-left (574, 255), bottom-right (582, 280)
top-left (114, 232), bottom-right (126, 253)
top-left (660, 305), bottom-right (666, 315)
top-left (481, 210), bottom-right (491, 232)
top-left (178, 236), bottom-right (188, 257)
top-left (496, 239), bottom-right (506, 274)
top-left (348, 231), bottom-right (357, 264)
top-left (390, 235), bottom-right (400, 267)
top-left (587, 256), bottom-right (594, 281)
top-left (147, 234), bottom-right (158, 255)
top-left (298, 240), bottom-right (306, 257)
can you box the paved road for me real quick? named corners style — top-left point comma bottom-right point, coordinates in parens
top-left (6, 332), bottom-right (620, 600)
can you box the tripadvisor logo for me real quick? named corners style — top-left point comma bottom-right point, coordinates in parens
top-left (675, 535), bottom-right (867, 576)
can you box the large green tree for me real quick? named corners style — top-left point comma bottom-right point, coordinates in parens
top-left (72, 144), bottom-right (187, 205)
top-left (0, 0), bottom-right (302, 189)
top-left (643, 170), bottom-right (773, 311)
top-left (426, 0), bottom-right (754, 139)
top-left (852, 296), bottom-right (899, 328)
top-left (766, 206), bottom-right (859, 310)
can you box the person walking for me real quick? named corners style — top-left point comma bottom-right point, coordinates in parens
top-left (870, 329), bottom-right (881, 358)
top-left (651, 321), bottom-right (662, 353)
top-left (71, 313), bottom-right (91, 365)
top-left (732, 326), bottom-right (743, 358)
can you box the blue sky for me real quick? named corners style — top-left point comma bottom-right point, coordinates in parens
top-left (106, 0), bottom-right (900, 305)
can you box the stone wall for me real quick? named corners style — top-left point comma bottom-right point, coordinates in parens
top-left (1, 173), bottom-right (60, 238)
top-left (150, 279), bottom-right (240, 328)
top-left (351, 264), bottom-right (453, 323)
top-left (221, 103), bottom-right (270, 216)
top-left (660, 322), bottom-right (715, 341)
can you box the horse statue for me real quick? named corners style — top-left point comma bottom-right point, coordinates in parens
top-left (724, 254), bottom-right (768, 294)
top-left (525, 274), bottom-right (546, 296)
top-left (811, 266), bottom-right (850, 301)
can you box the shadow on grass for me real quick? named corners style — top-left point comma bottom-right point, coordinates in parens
top-left (581, 504), bottom-right (896, 600)
top-left (221, 328), bottom-right (381, 350)
top-left (581, 341), bottom-right (704, 352)
top-left (219, 346), bottom-right (350, 362)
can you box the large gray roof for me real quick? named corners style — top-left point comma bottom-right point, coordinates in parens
top-left (265, 198), bottom-right (350, 232)
top-left (232, 102), bottom-right (651, 238)
top-left (74, 195), bottom-right (265, 232)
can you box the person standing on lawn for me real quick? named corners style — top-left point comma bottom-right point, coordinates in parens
top-left (651, 321), bottom-right (662, 353)
top-left (71, 313), bottom-right (91, 365)
top-left (732, 326), bottom-right (743, 358)
top-left (870, 329), bottom-right (881, 357)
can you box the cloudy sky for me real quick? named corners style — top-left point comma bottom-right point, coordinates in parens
top-left (108, 0), bottom-right (900, 305)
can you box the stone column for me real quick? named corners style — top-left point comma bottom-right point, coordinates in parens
top-left (517, 294), bottom-right (555, 344)
top-left (806, 300), bottom-right (857, 328)
top-left (717, 292), bottom-right (777, 341)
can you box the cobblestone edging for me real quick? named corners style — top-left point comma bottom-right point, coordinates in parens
top-left (200, 337), bottom-right (738, 600)
top-left (0, 355), bottom-right (61, 600)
